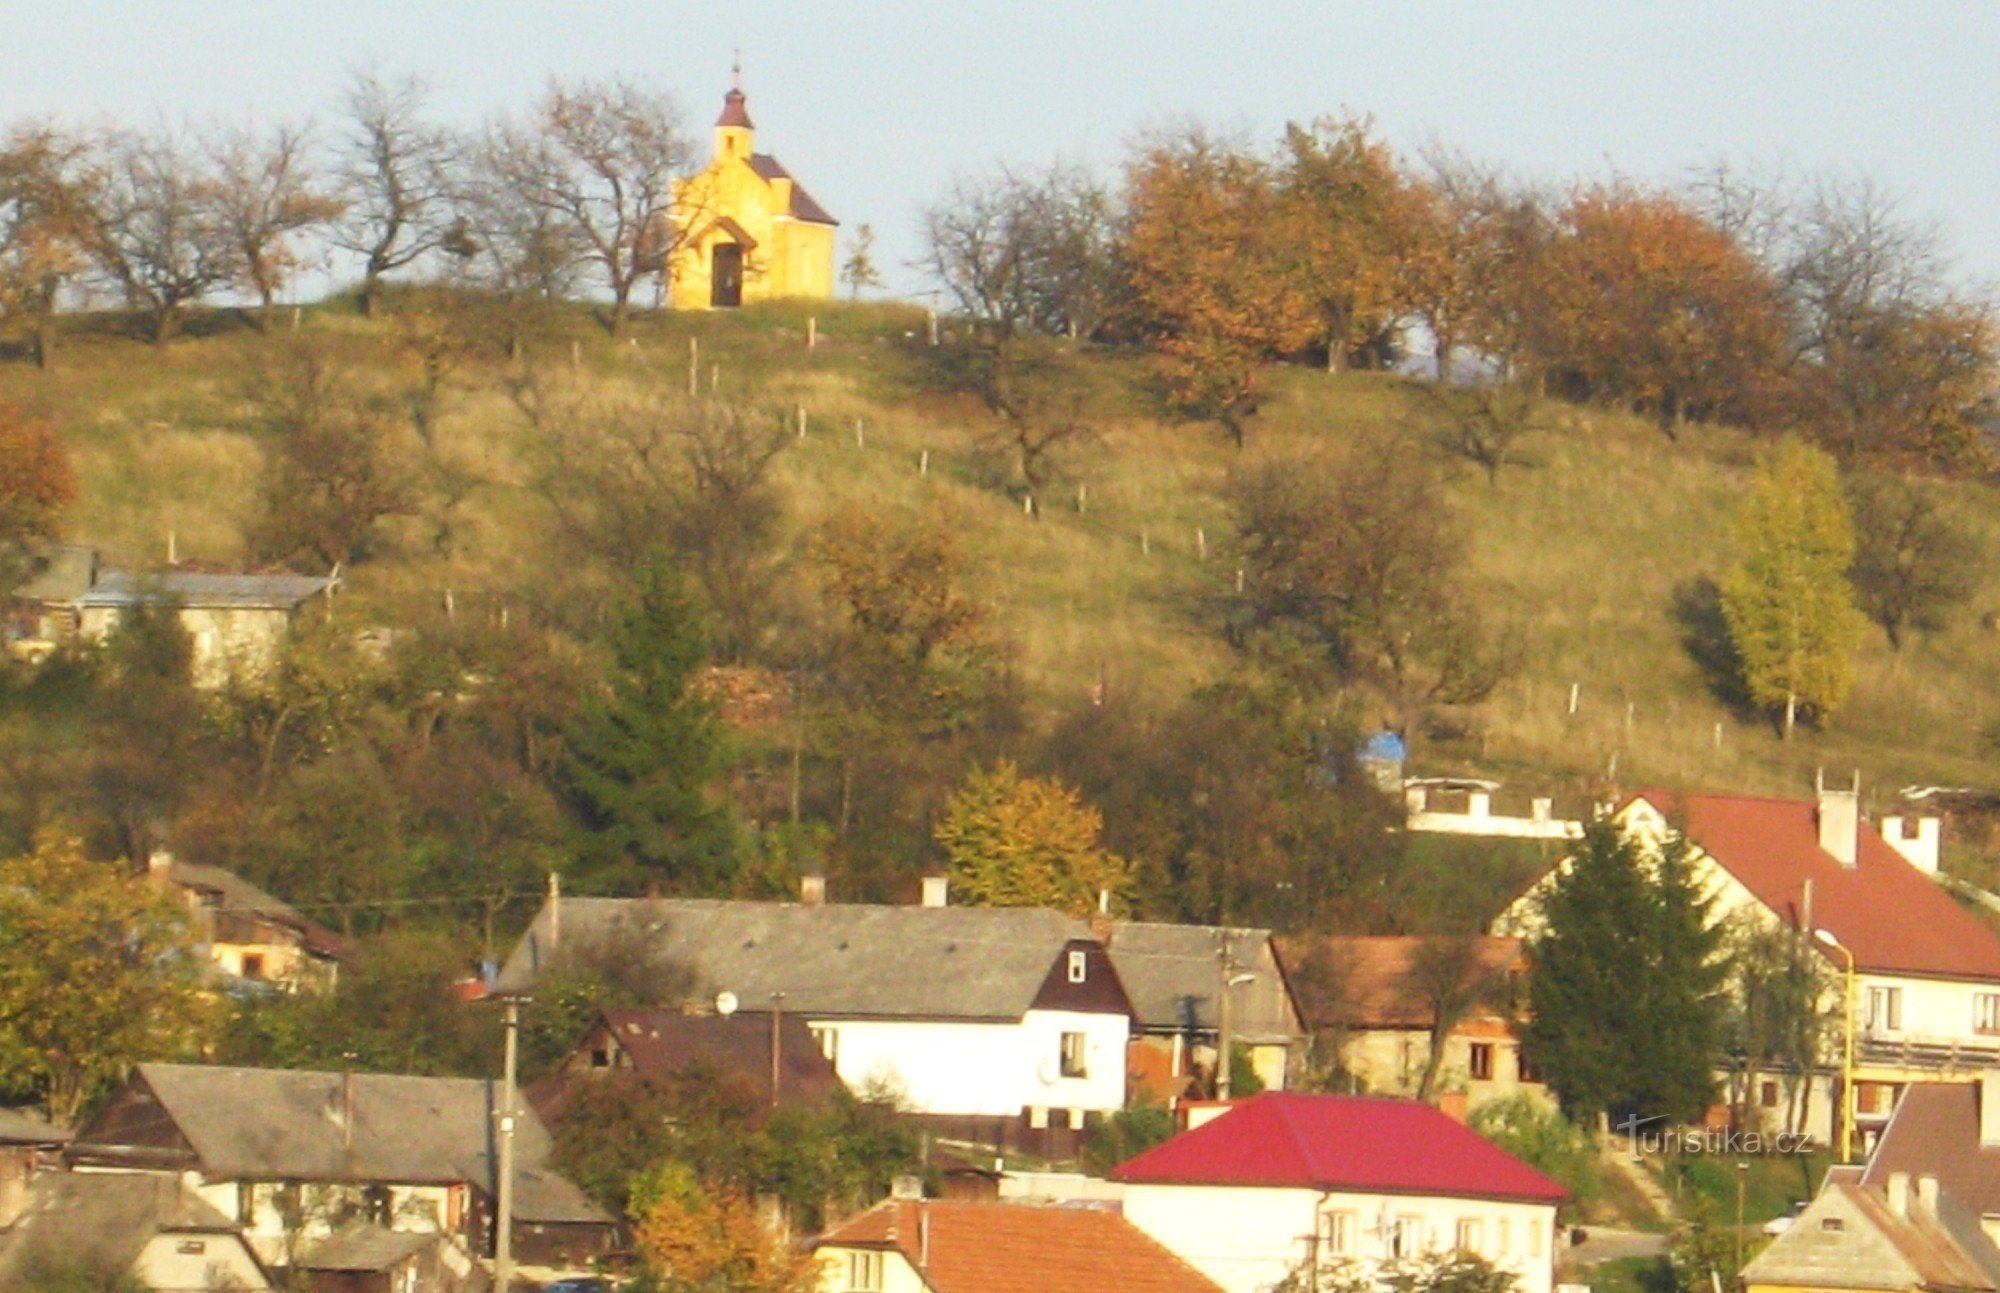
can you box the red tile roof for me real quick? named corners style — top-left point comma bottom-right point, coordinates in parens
top-left (1279, 935), bottom-right (1523, 1029)
top-left (1636, 792), bottom-right (2000, 982)
top-left (818, 1199), bottom-right (1223, 1293)
top-left (1109, 1092), bottom-right (1566, 1203)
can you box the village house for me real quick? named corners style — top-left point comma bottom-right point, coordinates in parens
top-left (0, 1171), bottom-right (271, 1292)
top-left (529, 1007), bottom-right (845, 1123)
top-left (496, 881), bottom-right (1302, 1137)
top-left (1110, 1092), bottom-right (1567, 1293)
top-left (150, 851), bottom-right (348, 992)
top-left (814, 1195), bottom-right (1226, 1293)
top-left (64, 1063), bottom-right (615, 1282)
top-left (670, 78), bottom-right (838, 309)
top-left (1496, 784), bottom-right (2000, 1151)
top-left (1279, 934), bottom-right (1548, 1109)
top-left (1740, 1172), bottom-right (2000, 1293)
top-left (1864, 1075), bottom-right (2000, 1246)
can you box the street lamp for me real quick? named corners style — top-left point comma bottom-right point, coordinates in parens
top-left (1813, 928), bottom-right (1856, 1163)
top-left (1215, 968), bottom-right (1257, 1100)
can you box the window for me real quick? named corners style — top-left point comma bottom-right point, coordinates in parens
top-left (847, 1250), bottom-right (884, 1292)
top-left (175, 1241), bottom-right (207, 1256)
top-left (1977, 994), bottom-right (2000, 1036)
top-left (1821, 1218), bottom-right (1845, 1233)
top-left (1468, 1043), bottom-right (1494, 1081)
top-left (1060, 1031), bottom-right (1088, 1078)
top-left (1067, 950), bottom-right (1088, 983)
top-left (1455, 1219), bottom-right (1484, 1256)
top-left (811, 1025), bottom-right (839, 1066)
top-left (1856, 1081), bottom-right (1899, 1116)
top-left (1320, 1210), bottom-right (1356, 1257)
top-left (1495, 1219), bottom-right (1510, 1257)
top-left (1391, 1215), bottom-right (1424, 1259)
top-left (1529, 1222), bottom-right (1544, 1257)
top-left (241, 953), bottom-right (264, 980)
top-left (1759, 1080), bottom-right (1780, 1109)
top-left (590, 1046), bottom-right (612, 1069)
top-left (1867, 986), bottom-right (1903, 1032)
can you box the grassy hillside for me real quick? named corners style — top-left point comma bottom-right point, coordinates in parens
top-left (10, 299), bottom-right (2000, 842)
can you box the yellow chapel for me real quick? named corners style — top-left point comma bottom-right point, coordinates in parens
top-left (670, 81), bottom-right (839, 309)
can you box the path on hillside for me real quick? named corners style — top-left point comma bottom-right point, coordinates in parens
top-left (1599, 1137), bottom-right (1678, 1225)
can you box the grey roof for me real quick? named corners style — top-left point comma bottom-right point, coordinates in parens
top-left (497, 898), bottom-right (1300, 1038)
top-left (166, 859), bottom-right (349, 959)
top-left (1741, 1180), bottom-right (2000, 1291)
top-left (123, 1063), bottom-right (549, 1189)
top-left (0, 1172), bottom-right (254, 1286)
top-left (299, 1224), bottom-right (438, 1272)
top-left (0, 1105), bottom-right (70, 1144)
top-left (499, 898), bottom-right (1083, 1021)
top-left (79, 569), bottom-right (331, 611)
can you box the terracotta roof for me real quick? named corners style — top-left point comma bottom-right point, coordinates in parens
top-left (1109, 1092), bottom-right (1567, 1203)
top-left (818, 1199), bottom-right (1224, 1293)
top-left (1278, 935), bottom-right (1522, 1030)
top-left (533, 1009), bottom-right (844, 1117)
top-left (747, 153), bottom-right (838, 225)
top-left (716, 87), bottom-right (753, 129)
top-left (1867, 1083), bottom-right (2000, 1219)
top-left (1634, 792), bottom-right (2000, 982)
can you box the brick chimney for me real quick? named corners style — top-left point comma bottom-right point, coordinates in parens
top-left (920, 875), bottom-right (949, 908)
top-left (800, 875), bottom-right (827, 906)
top-left (1817, 770), bottom-right (1859, 868)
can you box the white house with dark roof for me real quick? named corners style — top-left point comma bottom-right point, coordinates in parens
top-left (76, 568), bottom-right (333, 687)
top-left (0, 1172), bottom-right (270, 1292)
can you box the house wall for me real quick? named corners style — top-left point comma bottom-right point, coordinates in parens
top-left (1343, 1027), bottom-right (1551, 1109)
top-left (815, 1245), bottom-right (928, 1293)
top-left (134, 1232), bottom-right (271, 1290)
top-left (811, 1008), bottom-right (1127, 1117)
top-left (78, 605), bottom-right (295, 688)
top-left (1121, 1182), bottom-right (1558, 1293)
top-left (211, 1178), bottom-right (461, 1268)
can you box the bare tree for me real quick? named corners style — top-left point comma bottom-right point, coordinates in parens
top-left (331, 69), bottom-right (460, 318)
top-left (1407, 936), bottom-right (1505, 1100)
top-left (488, 78), bottom-right (694, 337)
top-left (207, 120), bottom-right (344, 324)
top-left (0, 121), bottom-right (96, 368)
top-left (1423, 380), bottom-right (1543, 484)
top-left (81, 126), bottom-right (238, 346)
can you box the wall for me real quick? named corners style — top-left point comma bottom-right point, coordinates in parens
top-left (1343, 1026), bottom-right (1552, 1110)
top-left (134, 1232), bottom-right (272, 1290)
top-left (811, 1008), bottom-right (1127, 1117)
top-left (815, 1245), bottom-right (929, 1293)
top-left (78, 605), bottom-right (293, 689)
top-left (1122, 1182), bottom-right (1558, 1293)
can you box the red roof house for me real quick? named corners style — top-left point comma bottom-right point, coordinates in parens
top-left (814, 1198), bottom-right (1224, 1293)
top-left (1112, 1092), bottom-right (1564, 1293)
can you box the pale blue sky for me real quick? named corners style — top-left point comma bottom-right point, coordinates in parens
top-left (9, 2), bottom-right (1998, 299)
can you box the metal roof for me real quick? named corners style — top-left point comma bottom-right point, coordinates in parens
top-left (78, 569), bottom-right (332, 611)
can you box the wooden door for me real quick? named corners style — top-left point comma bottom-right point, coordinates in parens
top-left (711, 243), bottom-right (744, 308)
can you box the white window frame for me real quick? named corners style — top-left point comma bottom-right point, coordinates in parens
top-left (1060, 1030), bottom-right (1088, 1078)
top-left (1455, 1218), bottom-right (1484, 1256)
top-left (848, 1249), bottom-right (884, 1292)
top-left (1067, 950), bottom-right (1088, 983)
top-left (1320, 1210), bottom-right (1356, 1257)
top-left (1867, 985), bottom-right (1903, 1033)
top-left (1977, 993), bottom-right (2000, 1036)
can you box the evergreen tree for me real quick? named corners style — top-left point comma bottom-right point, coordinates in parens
top-left (560, 559), bottom-right (731, 893)
top-left (1719, 439), bottom-right (1866, 737)
top-left (1523, 818), bottom-right (1726, 1125)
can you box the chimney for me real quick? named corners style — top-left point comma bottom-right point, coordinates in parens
top-left (1467, 790), bottom-right (1491, 820)
top-left (1881, 815), bottom-right (1942, 875)
top-left (1532, 797), bottom-right (1552, 824)
top-left (891, 1174), bottom-right (924, 1200)
top-left (146, 848), bottom-right (174, 880)
top-left (920, 875), bottom-right (949, 908)
top-left (1817, 770), bottom-right (1859, 868)
top-left (1980, 1071), bottom-right (2000, 1148)
top-left (1887, 1171), bottom-right (1911, 1217)
top-left (800, 874), bottom-right (827, 906)
top-left (1917, 1175), bottom-right (1940, 1215)
top-left (1088, 889), bottom-right (1115, 945)
top-left (919, 1203), bottom-right (931, 1270)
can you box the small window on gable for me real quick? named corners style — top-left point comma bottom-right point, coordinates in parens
top-left (1822, 1217), bottom-right (1845, 1233)
top-left (1067, 950), bottom-right (1087, 983)
top-left (590, 1047), bottom-right (612, 1069)
top-left (176, 1240), bottom-right (207, 1256)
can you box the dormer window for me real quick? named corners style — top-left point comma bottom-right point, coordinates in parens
top-left (1067, 950), bottom-right (1087, 983)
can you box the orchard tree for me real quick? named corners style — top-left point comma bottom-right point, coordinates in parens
top-left (81, 127), bottom-right (238, 345)
top-left (207, 120), bottom-right (343, 322)
top-left (1274, 114), bottom-right (1414, 371)
top-left (1523, 818), bottom-right (1727, 1125)
top-left (0, 122), bottom-right (96, 368)
top-left (840, 222), bottom-right (882, 298)
top-left (1845, 473), bottom-right (1981, 649)
top-left (0, 833), bottom-right (213, 1122)
top-left (332, 69), bottom-right (461, 318)
top-left (1719, 439), bottom-right (1866, 737)
top-left (0, 406), bottom-right (78, 591)
top-left (934, 760), bottom-right (1134, 918)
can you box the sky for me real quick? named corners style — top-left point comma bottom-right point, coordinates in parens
top-left (8, 2), bottom-right (2000, 301)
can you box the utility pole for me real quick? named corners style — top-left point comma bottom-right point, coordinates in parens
top-left (495, 997), bottom-right (521, 1292)
top-left (770, 991), bottom-right (786, 1108)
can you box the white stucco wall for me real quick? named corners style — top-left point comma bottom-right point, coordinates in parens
top-left (813, 1009), bottom-right (1128, 1117)
top-left (815, 1245), bottom-right (927, 1293)
top-left (134, 1232), bottom-right (271, 1290)
top-left (1121, 1182), bottom-right (1558, 1293)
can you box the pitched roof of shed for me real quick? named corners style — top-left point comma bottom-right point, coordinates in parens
top-left (818, 1199), bottom-right (1225, 1293)
top-left (1866, 1083), bottom-right (2000, 1219)
top-left (1634, 792), bottom-right (2000, 982)
top-left (1110, 1092), bottom-right (1567, 1203)
top-left (0, 1172), bottom-right (250, 1284)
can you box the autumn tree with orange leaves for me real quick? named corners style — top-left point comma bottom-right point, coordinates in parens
top-left (1274, 115), bottom-right (1416, 372)
top-left (632, 1160), bottom-right (816, 1293)
top-left (0, 124), bottom-right (96, 369)
top-left (0, 406), bottom-right (77, 593)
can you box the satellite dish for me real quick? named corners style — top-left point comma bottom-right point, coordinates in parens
top-left (715, 991), bottom-right (739, 1017)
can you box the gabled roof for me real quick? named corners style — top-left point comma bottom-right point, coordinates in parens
top-left (0, 1172), bottom-right (257, 1286)
top-left (1110, 923), bottom-right (1300, 1041)
top-left (79, 569), bottom-right (331, 612)
top-left (746, 153), bottom-right (838, 225)
top-left (1867, 1083), bottom-right (2000, 1220)
top-left (818, 1199), bottom-right (1225, 1293)
top-left (1278, 935), bottom-right (1523, 1030)
top-left (299, 1224), bottom-right (438, 1273)
top-left (1631, 792), bottom-right (2000, 982)
top-left (497, 899), bottom-right (1116, 1023)
top-left (1741, 1179), bottom-right (2000, 1291)
top-left (166, 859), bottom-right (349, 960)
top-left (536, 1009), bottom-right (844, 1114)
top-left (1109, 1092), bottom-right (1567, 1203)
